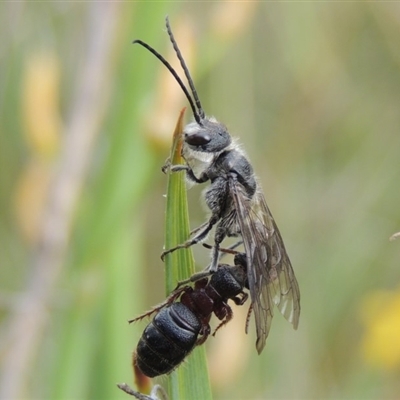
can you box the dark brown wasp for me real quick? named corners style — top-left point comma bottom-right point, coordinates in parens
top-left (130, 254), bottom-right (249, 378)
top-left (133, 17), bottom-right (300, 354)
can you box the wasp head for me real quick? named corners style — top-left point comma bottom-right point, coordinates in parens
top-left (184, 117), bottom-right (231, 153)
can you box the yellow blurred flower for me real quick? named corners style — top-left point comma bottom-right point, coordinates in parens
top-left (22, 51), bottom-right (61, 158)
top-left (210, 1), bottom-right (257, 41)
top-left (360, 288), bottom-right (400, 370)
top-left (14, 160), bottom-right (52, 244)
top-left (14, 51), bottom-right (62, 244)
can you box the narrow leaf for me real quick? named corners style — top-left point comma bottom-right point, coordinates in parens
top-left (163, 108), bottom-right (212, 400)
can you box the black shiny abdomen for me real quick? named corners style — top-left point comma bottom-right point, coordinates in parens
top-left (135, 303), bottom-right (201, 377)
top-left (133, 261), bottom-right (248, 378)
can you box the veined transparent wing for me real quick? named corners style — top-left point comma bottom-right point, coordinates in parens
top-left (229, 177), bottom-right (300, 354)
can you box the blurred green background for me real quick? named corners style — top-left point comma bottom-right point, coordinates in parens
top-left (1, 2), bottom-right (400, 399)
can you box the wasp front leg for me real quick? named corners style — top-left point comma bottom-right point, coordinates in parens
top-left (128, 286), bottom-right (189, 323)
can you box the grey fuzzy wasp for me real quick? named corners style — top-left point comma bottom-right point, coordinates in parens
top-left (133, 17), bottom-right (300, 353)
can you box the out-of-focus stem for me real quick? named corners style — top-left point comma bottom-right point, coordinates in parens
top-left (0, 3), bottom-right (120, 398)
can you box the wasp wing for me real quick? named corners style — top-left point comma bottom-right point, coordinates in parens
top-left (229, 177), bottom-right (300, 354)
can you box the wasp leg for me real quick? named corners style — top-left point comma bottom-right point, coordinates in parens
top-left (161, 214), bottom-right (219, 261)
top-left (117, 383), bottom-right (168, 400)
top-left (212, 303), bottom-right (233, 336)
top-left (128, 286), bottom-right (189, 323)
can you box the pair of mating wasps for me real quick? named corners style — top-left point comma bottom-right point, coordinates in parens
top-left (122, 16), bottom-right (301, 398)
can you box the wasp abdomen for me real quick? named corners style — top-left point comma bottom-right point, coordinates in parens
top-left (135, 303), bottom-right (201, 377)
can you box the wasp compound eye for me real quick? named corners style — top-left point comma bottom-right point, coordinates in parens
top-left (185, 132), bottom-right (211, 146)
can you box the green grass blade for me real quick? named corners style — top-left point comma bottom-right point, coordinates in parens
top-left (163, 108), bottom-right (212, 400)
top-left (164, 108), bottom-right (194, 289)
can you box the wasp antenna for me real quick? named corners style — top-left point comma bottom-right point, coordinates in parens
top-left (132, 39), bottom-right (202, 125)
top-left (165, 16), bottom-right (206, 120)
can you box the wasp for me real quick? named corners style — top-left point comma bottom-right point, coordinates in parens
top-left (130, 254), bottom-right (249, 377)
top-left (133, 17), bottom-right (300, 353)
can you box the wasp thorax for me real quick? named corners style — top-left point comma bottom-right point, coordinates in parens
top-left (184, 117), bottom-right (231, 152)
